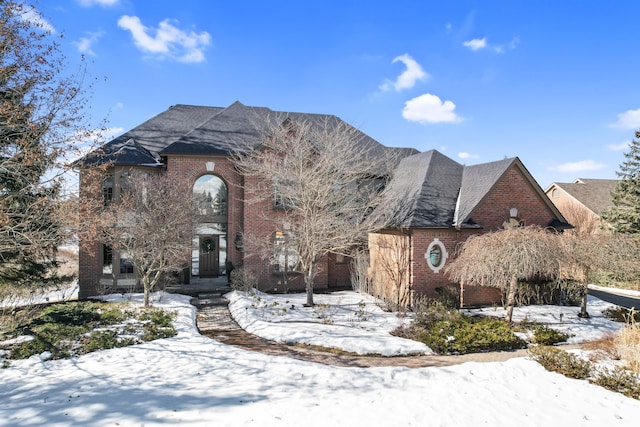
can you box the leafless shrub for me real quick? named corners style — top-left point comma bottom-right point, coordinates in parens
top-left (582, 334), bottom-right (621, 362)
top-left (614, 311), bottom-right (640, 373)
top-left (556, 199), bottom-right (603, 236)
top-left (446, 226), bottom-right (563, 322)
top-left (349, 250), bottom-right (370, 294)
top-left (230, 267), bottom-right (259, 292)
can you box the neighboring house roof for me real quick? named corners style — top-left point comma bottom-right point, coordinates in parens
top-left (79, 101), bottom-right (416, 166)
top-left (546, 178), bottom-right (618, 216)
top-left (382, 150), bottom-right (568, 229)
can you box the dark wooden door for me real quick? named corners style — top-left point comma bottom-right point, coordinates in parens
top-left (199, 235), bottom-right (220, 277)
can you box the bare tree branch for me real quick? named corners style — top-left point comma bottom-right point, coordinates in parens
top-left (233, 115), bottom-right (400, 306)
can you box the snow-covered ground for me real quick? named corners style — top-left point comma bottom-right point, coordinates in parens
top-left (464, 295), bottom-right (624, 344)
top-left (227, 290), bottom-right (432, 355)
top-left (0, 281), bottom-right (79, 309)
top-left (1, 291), bottom-right (639, 426)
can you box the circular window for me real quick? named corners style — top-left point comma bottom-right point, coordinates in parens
top-left (425, 238), bottom-right (448, 273)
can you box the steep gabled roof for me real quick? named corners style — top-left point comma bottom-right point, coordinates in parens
top-left (455, 157), bottom-right (568, 228)
top-left (454, 157), bottom-right (516, 227)
top-left (384, 150), bottom-right (463, 228)
top-left (382, 151), bottom-right (568, 230)
top-left (547, 178), bottom-right (618, 216)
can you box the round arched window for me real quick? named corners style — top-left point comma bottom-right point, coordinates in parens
top-left (193, 175), bottom-right (227, 217)
top-left (425, 238), bottom-right (448, 273)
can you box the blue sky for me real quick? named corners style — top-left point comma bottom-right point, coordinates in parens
top-left (38, 0), bottom-right (640, 188)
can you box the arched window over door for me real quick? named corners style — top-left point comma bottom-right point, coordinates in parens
top-left (192, 175), bottom-right (228, 277)
top-left (193, 175), bottom-right (227, 219)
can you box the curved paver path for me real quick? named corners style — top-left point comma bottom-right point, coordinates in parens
top-left (194, 293), bottom-right (578, 368)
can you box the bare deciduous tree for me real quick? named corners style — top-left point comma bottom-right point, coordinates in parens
top-left (561, 233), bottom-right (640, 318)
top-left (446, 226), bottom-right (563, 322)
top-left (555, 200), bottom-right (601, 236)
top-left (560, 233), bottom-right (602, 318)
top-left (234, 116), bottom-right (397, 306)
top-left (102, 173), bottom-right (195, 307)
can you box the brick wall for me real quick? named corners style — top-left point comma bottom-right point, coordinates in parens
top-left (77, 170), bottom-right (103, 299)
top-left (327, 253), bottom-right (352, 289)
top-left (470, 165), bottom-right (557, 230)
top-left (410, 229), bottom-right (466, 301)
top-left (369, 163), bottom-right (562, 308)
top-left (460, 285), bottom-right (503, 307)
top-left (166, 155), bottom-right (244, 271)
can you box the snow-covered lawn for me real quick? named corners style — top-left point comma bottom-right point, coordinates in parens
top-left (1, 291), bottom-right (639, 426)
top-left (227, 290), bottom-right (432, 355)
top-left (464, 295), bottom-right (624, 344)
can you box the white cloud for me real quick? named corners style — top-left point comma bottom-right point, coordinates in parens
top-left (402, 93), bottom-right (462, 124)
top-left (607, 140), bottom-right (630, 151)
top-left (463, 38), bottom-right (487, 51)
top-left (77, 0), bottom-right (119, 6)
top-left (117, 15), bottom-right (211, 63)
top-left (463, 36), bottom-right (519, 54)
top-left (458, 152), bottom-right (479, 160)
top-left (18, 6), bottom-right (56, 33)
top-left (73, 32), bottom-right (103, 56)
top-left (547, 160), bottom-right (606, 173)
top-left (611, 108), bottom-right (640, 129)
top-left (379, 54), bottom-right (428, 92)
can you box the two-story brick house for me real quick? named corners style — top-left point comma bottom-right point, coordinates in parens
top-left (78, 101), bottom-right (569, 306)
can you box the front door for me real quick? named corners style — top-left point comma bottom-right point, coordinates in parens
top-left (199, 235), bottom-right (219, 277)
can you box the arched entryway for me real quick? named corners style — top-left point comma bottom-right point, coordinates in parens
top-left (192, 174), bottom-right (228, 278)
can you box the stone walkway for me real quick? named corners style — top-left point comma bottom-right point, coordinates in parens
top-left (194, 291), bottom-right (574, 368)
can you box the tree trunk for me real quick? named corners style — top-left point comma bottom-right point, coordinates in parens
top-left (143, 282), bottom-right (150, 308)
top-left (305, 265), bottom-right (315, 307)
top-left (505, 275), bottom-right (518, 323)
top-left (579, 283), bottom-right (590, 318)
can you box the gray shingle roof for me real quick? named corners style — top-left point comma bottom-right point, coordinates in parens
top-left (454, 157), bottom-right (516, 226)
top-left (551, 178), bottom-right (618, 215)
top-left (79, 101), bottom-right (413, 166)
top-left (382, 151), bottom-right (568, 229)
top-left (383, 150), bottom-right (463, 228)
top-left (79, 104), bottom-right (223, 166)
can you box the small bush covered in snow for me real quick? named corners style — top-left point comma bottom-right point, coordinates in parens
top-left (0, 301), bottom-right (176, 362)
